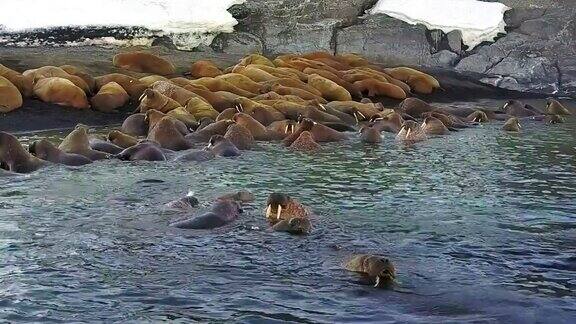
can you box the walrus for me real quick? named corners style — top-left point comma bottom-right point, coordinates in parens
top-left (183, 86), bottom-right (236, 111)
top-left (344, 254), bottom-right (396, 287)
top-left (196, 117), bottom-right (215, 131)
top-left (307, 74), bottom-right (352, 101)
top-left (171, 200), bottom-right (243, 229)
top-left (216, 107), bottom-right (239, 122)
top-left (139, 75), bottom-right (169, 87)
top-left (165, 191), bottom-right (200, 211)
top-left (371, 113), bottom-right (404, 133)
top-left (267, 120), bottom-right (297, 139)
top-left (232, 65), bottom-right (277, 82)
top-left (166, 107), bottom-right (198, 129)
top-left (547, 115), bottom-right (565, 124)
top-left (24, 66), bottom-right (90, 93)
top-left (95, 73), bottom-right (147, 99)
top-left (264, 193), bottom-right (310, 225)
top-left (33, 77), bottom-right (90, 109)
top-left (148, 117), bottom-right (193, 151)
top-left (116, 141), bottom-right (167, 161)
top-left (185, 97), bottom-right (220, 120)
top-left (238, 54), bottom-right (275, 67)
top-left (299, 117), bottom-right (347, 143)
top-left (113, 51), bottom-right (175, 75)
top-left (300, 105), bottom-right (343, 124)
top-left (421, 111), bottom-right (467, 130)
top-left (216, 73), bottom-right (264, 94)
top-left (185, 120), bottom-right (234, 143)
top-left (352, 79), bottom-right (406, 100)
top-left (325, 101), bottom-right (381, 120)
top-left (91, 82), bottom-right (129, 112)
top-left (249, 106), bottom-right (285, 126)
top-left (29, 139), bottom-right (92, 166)
top-left (206, 135), bottom-right (241, 157)
top-left (396, 121), bottom-right (427, 142)
top-left (466, 110), bottom-right (489, 123)
top-left (337, 53), bottom-right (370, 67)
top-left (503, 117), bottom-right (521, 132)
top-left (398, 97), bottom-right (434, 118)
top-left (359, 125), bottom-right (382, 143)
top-left (59, 126), bottom-right (109, 160)
top-left (546, 98), bottom-right (571, 115)
top-left (421, 116), bottom-right (449, 135)
top-left (224, 123), bottom-right (255, 150)
top-left (316, 103), bottom-right (357, 125)
top-left (60, 65), bottom-right (96, 93)
top-left (303, 67), bottom-right (360, 97)
top-left (383, 67), bottom-right (440, 94)
top-left (0, 64), bottom-right (33, 97)
top-left (88, 138), bottom-right (124, 155)
top-left (261, 78), bottom-right (323, 97)
top-left (283, 118), bottom-right (314, 147)
top-left (138, 89), bottom-right (181, 113)
top-left (0, 76), bottom-right (23, 112)
top-left (145, 109), bottom-right (190, 135)
top-left (190, 60), bottom-right (222, 78)
top-left (107, 130), bottom-right (139, 148)
top-left (269, 84), bottom-right (327, 103)
top-left (233, 113), bottom-right (277, 141)
top-left (150, 81), bottom-right (201, 106)
top-left (0, 132), bottom-right (46, 173)
top-left (190, 77), bottom-right (256, 98)
top-left (501, 100), bottom-right (539, 117)
top-left (121, 113), bottom-right (148, 137)
top-left (289, 131), bottom-right (321, 152)
top-left (272, 217), bottom-right (312, 235)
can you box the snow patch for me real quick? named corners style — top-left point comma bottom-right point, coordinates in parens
top-left (0, 0), bottom-right (245, 49)
top-left (369, 0), bottom-right (509, 49)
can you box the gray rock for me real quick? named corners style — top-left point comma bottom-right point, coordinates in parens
top-left (432, 50), bottom-right (459, 67)
top-left (211, 32), bottom-right (263, 54)
top-left (446, 30), bottom-right (463, 54)
top-left (264, 19), bottom-right (340, 54)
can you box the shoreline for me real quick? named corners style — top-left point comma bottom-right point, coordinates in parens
top-left (0, 45), bottom-right (551, 133)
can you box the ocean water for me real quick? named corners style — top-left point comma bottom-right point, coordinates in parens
top-left (1, 100), bottom-right (575, 323)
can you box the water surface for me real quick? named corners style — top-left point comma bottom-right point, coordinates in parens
top-left (1, 99), bottom-right (575, 323)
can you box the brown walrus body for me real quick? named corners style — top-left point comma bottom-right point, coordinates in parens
top-left (224, 123), bottom-right (255, 150)
top-left (190, 60), bottom-right (222, 78)
top-left (264, 193), bottom-right (311, 224)
top-left (289, 131), bottom-right (321, 152)
top-left (33, 77), bottom-right (90, 109)
top-left (58, 126), bottom-right (110, 160)
top-left (352, 79), bottom-right (406, 100)
top-left (29, 139), bottom-right (92, 166)
top-left (421, 116), bottom-right (450, 135)
top-left (113, 51), bottom-right (176, 75)
top-left (148, 117), bottom-right (193, 151)
top-left (344, 254), bottom-right (396, 287)
top-left (0, 132), bottom-right (47, 173)
top-left (0, 76), bottom-right (23, 112)
top-left (91, 82), bottom-right (129, 112)
top-left (0, 64), bottom-right (33, 97)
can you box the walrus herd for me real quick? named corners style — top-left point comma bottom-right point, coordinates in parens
top-left (0, 51), bottom-right (573, 288)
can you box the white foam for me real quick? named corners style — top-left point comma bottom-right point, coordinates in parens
top-left (0, 0), bottom-right (245, 49)
top-left (369, 0), bottom-right (509, 49)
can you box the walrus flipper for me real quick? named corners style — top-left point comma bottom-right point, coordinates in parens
top-left (172, 212), bottom-right (227, 229)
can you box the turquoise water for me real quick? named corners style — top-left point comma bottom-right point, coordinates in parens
top-left (1, 100), bottom-right (575, 323)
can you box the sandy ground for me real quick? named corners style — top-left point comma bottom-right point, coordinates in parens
top-left (0, 45), bottom-right (539, 133)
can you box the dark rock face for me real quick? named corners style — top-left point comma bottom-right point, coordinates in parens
top-left (212, 0), bottom-right (576, 97)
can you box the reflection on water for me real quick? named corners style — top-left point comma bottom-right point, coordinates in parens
top-left (1, 100), bottom-right (575, 323)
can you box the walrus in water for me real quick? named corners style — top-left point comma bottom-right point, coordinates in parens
top-left (185, 120), bottom-right (234, 143)
top-left (0, 132), bottom-right (46, 173)
top-left (546, 98), bottom-right (571, 115)
top-left (224, 123), bottom-right (255, 150)
top-left (29, 139), bottom-right (92, 166)
top-left (113, 51), bottom-right (176, 75)
top-left (344, 254), bottom-right (396, 287)
top-left (289, 131), bottom-right (321, 152)
top-left (116, 141), bottom-right (167, 161)
top-left (503, 117), bottom-right (521, 132)
top-left (398, 97), bottom-right (434, 118)
top-left (546, 115), bottom-right (565, 124)
top-left (466, 110), bottom-right (489, 123)
top-left (121, 113), bottom-right (148, 137)
top-left (88, 137), bottom-right (124, 155)
top-left (501, 100), bottom-right (540, 117)
top-left (264, 193), bottom-right (310, 225)
top-left (298, 116), bottom-right (347, 143)
top-left (370, 112), bottom-right (404, 133)
top-left (421, 111), bottom-right (467, 130)
top-left (0, 75), bottom-right (23, 112)
top-left (107, 130), bottom-right (139, 149)
top-left (174, 149), bottom-right (216, 162)
top-left (421, 116), bottom-right (449, 135)
top-left (217, 190), bottom-right (256, 203)
top-left (148, 117), bottom-right (193, 151)
top-left (165, 191), bottom-right (200, 211)
top-left (359, 125), bottom-right (382, 143)
top-left (59, 126), bottom-right (109, 160)
top-left (206, 135), bottom-right (241, 157)
top-left (273, 217), bottom-right (312, 235)
top-left (171, 200), bottom-right (243, 229)
top-left (396, 121), bottom-right (427, 142)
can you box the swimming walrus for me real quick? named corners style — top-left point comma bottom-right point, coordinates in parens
top-left (421, 116), bottom-right (450, 135)
top-left (113, 51), bottom-right (176, 75)
top-left (546, 98), bottom-right (571, 115)
top-left (359, 124), bottom-right (382, 143)
top-left (224, 123), bottom-right (255, 150)
top-left (396, 120), bottom-right (427, 142)
top-left (264, 193), bottom-right (310, 225)
top-left (116, 141), bottom-right (167, 161)
top-left (503, 117), bottom-right (521, 132)
top-left (344, 254), bottom-right (396, 287)
top-left (0, 132), bottom-right (47, 173)
top-left (206, 135), bottom-right (241, 157)
top-left (148, 117), bottom-right (193, 151)
top-left (288, 131), bottom-right (321, 153)
top-left (29, 139), bottom-right (92, 166)
top-left (88, 137), bottom-right (124, 155)
top-left (121, 113), bottom-right (148, 137)
top-left (501, 100), bottom-right (540, 118)
top-left (58, 126), bottom-right (110, 160)
top-left (165, 191), bottom-right (200, 211)
top-left (171, 200), bottom-right (243, 230)
top-left (272, 217), bottom-right (312, 235)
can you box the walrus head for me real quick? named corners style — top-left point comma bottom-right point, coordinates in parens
top-left (207, 135), bottom-right (227, 149)
top-left (283, 121), bottom-right (296, 134)
top-left (265, 193), bottom-right (292, 222)
top-left (503, 117), bottom-right (521, 132)
top-left (546, 98), bottom-right (571, 116)
top-left (547, 114), bottom-right (565, 124)
top-left (296, 117), bottom-right (316, 131)
top-left (399, 120), bottom-right (419, 137)
top-left (345, 254), bottom-right (396, 288)
top-left (370, 257), bottom-right (396, 287)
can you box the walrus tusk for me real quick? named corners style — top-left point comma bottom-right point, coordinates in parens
top-left (276, 206), bottom-right (282, 220)
top-left (284, 125), bottom-right (290, 134)
top-left (517, 122), bottom-right (522, 128)
top-left (138, 92), bottom-right (147, 102)
top-left (357, 111), bottom-right (366, 120)
top-left (503, 102), bottom-right (509, 109)
top-left (406, 128), bottom-right (412, 138)
top-left (290, 124), bottom-right (295, 133)
top-left (421, 122), bottom-right (426, 129)
top-left (374, 276), bottom-right (381, 287)
top-left (354, 112), bottom-right (359, 125)
top-left (239, 103), bottom-right (244, 112)
top-left (266, 205), bottom-right (272, 219)
top-left (319, 104), bottom-right (327, 111)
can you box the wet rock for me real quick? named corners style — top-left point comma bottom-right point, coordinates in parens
top-left (431, 50), bottom-right (459, 68)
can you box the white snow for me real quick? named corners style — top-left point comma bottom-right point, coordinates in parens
top-left (369, 0), bottom-right (509, 49)
top-left (0, 0), bottom-right (245, 49)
